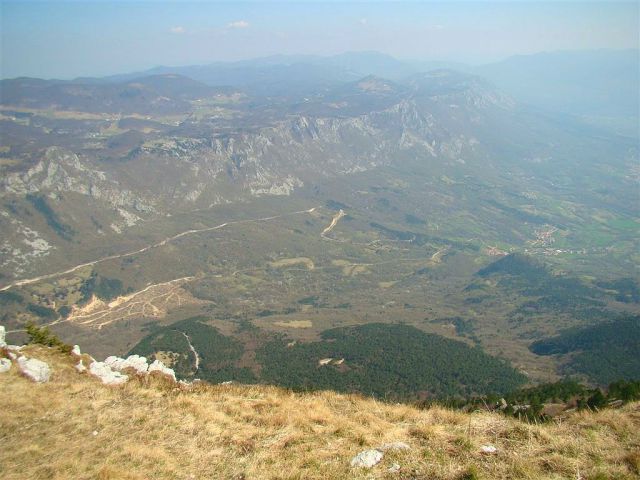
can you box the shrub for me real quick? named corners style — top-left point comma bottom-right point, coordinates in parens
top-left (25, 321), bottom-right (72, 353)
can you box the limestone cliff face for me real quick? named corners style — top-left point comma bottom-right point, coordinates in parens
top-left (1, 147), bottom-right (156, 213)
top-left (0, 75), bottom-right (512, 277)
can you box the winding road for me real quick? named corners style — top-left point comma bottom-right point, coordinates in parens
top-left (180, 331), bottom-right (200, 372)
top-left (0, 206), bottom-right (318, 292)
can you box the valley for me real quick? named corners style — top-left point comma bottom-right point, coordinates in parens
top-left (1, 54), bottom-right (638, 400)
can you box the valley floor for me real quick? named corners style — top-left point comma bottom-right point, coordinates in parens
top-left (1, 345), bottom-right (639, 480)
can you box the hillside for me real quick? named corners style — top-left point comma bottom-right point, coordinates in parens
top-left (1, 344), bottom-right (639, 480)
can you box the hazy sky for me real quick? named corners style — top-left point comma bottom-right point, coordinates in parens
top-left (1, 1), bottom-right (638, 79)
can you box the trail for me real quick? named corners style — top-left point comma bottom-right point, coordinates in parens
top-left (321, 209), bottom-right (346, 238)
top-left (50, 276), bottom-right (196, 329)
top-left (180, 331), bottom-right (200, 372)
top-left (0, 206), bottom-right (318, 292)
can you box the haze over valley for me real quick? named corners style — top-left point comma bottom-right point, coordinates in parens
top-left (0, 47), bottom-right (637, 398)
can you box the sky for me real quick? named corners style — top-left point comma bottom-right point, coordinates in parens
top-left (1, 1), bottom-right (638, 79)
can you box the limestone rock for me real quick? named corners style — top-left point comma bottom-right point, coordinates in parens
top-left (480, 445), bottom-right (498, 455)
top-left (71, 345), bottom-right (81, 356)
top-left (17, 356), bottom-right (51, 383)
top-left (0, 358), bottom-right (11, 373)
top-left (0, 325), bottom-right (6, 347)
top-left (105, 355), bottom-right (148, 374)
top-left (89, 361), bottom-right (128, 385)
top-left (148, 359), bottom-right (176, 381)
top-left (350, 449), bottom-right (383, 468)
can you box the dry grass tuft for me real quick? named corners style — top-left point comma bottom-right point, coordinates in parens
top-left (1, 345), bottom-right (639, 479)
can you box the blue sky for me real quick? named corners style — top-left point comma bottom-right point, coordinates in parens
top-left (1, 1), bottom-right (638, 79)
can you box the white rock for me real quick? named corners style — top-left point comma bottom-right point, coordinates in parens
top-left (123, 355), bottom-right (148, 374)
top-left (0, 358), bottom-right (11, 373)
top-left (17, 356), bottom-right (51, 383)
top-left (148, 359), bottom-right (176, 381)
top-left (7, 352), bottom-right (17, 360)
top-left (92, 430), bottom-right (98, 436)
top-left (350, 449), bottom-right (383, 468)
top-left (71, 345), bottom-right (81, 356)
top-left (89, 361), bottom-right (128, 385)
top-left (379, 442), bottom-right (410, 452)
top-left (7, 345), bottom-right (23, 352)
top-left (480, 445), bottom-right (498, 455)
top-left (104, 355), bottom-right (126, 370)
top-left (0, 325), bottom-right (6, 347)
top-left (75, 360), bottom-right (87, 373)
top-left (104, 355), bottom-right (149, 374)
top-left (388, 463), bottom-right (401, 473)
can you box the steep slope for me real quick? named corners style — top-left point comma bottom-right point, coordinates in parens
top-left (1, 344), bottom-right (639, 480)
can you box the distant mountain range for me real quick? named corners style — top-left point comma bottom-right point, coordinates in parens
top-left (3, 49), bottom-right (637, 121)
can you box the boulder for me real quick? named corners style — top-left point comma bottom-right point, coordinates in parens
top-left (104, 355), bottom-right (149, 374)
top-left (0, 358), bottom-right (11, 373)
top-left (0, 325), bottom-right (6, 347)
top-left (89, 361), bottom-right (128, 385)
top-left (148, 359), bottom-right (176, 381)
top-left (350, 449), bottom-right (383, 468)
top-left (17, 356), bottom-right (51, 383)
top-left (71, 345), bottom-right (81, 356)
top-left (124, 355), bottom-right (149, 374)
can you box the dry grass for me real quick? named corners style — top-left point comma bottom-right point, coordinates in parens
top-left (1, 345), bottom-right (639, 480)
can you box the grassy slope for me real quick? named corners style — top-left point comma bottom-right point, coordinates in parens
top-left (1, 345), bottom-right (639, 480)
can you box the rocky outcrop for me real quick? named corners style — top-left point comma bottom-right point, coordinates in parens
top-left (104, 354), bottom-right (149, 375)
top-left (1, 147), bottom-right (155, 214)
top-left (89, 355), bottom-right (174, 385)
top-left (148, 359), bottom-right (176, 381)
top-left (89, 360), bottom-right (129, 386)
top-left (17, 356), bottom-right (51, 383)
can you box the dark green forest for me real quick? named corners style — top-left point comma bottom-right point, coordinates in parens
top-left (529, 315), bottom-right (640, 383)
